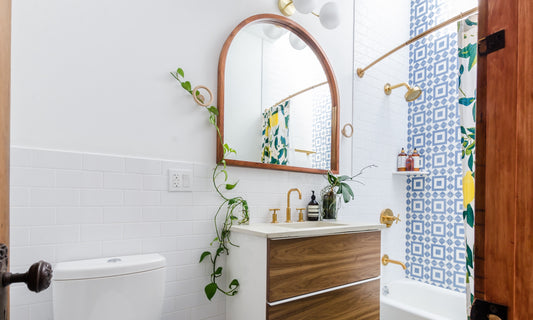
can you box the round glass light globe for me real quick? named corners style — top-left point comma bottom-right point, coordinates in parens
top-left (289, 32), bottom-right (307, 50)
top-left (293, 0), bottom-right (317, 14)
top-left (263, 24), bottom-right (288, 40)
top-left (319, 2), bottom-right (341, 29)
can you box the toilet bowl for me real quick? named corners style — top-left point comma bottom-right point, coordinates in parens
top-left (52, 254), bottom-right (166, 320)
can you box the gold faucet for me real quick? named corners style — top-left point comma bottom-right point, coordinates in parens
top-left (382, 254), bottom-right (407, 270)
top-left (286, 188), bottom-right (302, 223)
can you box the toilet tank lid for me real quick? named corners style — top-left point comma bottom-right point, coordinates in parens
top-left (53, 254), bottom-right (166, 280)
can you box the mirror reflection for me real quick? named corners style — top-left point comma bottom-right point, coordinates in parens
top-left (224, 22), bottom-right (333, 170)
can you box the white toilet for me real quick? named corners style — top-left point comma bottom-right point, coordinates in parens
top-left (52, 254), bottom-right (166, 320)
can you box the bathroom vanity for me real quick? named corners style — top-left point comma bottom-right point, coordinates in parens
top-left (226, 222), bottom-right (383, 320)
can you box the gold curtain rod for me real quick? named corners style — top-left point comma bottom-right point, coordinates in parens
top-left (356, 7), bottom-right (478, 78)
top-left (268, 81), bottom-right (328, 110)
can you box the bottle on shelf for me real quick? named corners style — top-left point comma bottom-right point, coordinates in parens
top-left (307, 191), bottom-right (320, 221)
top-left (412, 148), bottom-right (421, 171)
top-left (397, 148), bottom-right (407, 171)
top-left (406, 152), bottom-right (414, 171)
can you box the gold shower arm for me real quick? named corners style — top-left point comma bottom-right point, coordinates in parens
top-left (357, 7), bottom-right (478, 78)
top-left (384, 82), bottom-right (409, 95)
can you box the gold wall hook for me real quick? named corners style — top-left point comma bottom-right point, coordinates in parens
top-left (382, 254), bottom-right (406, 270)
top-left (380, 209), bottom-right (401, 228)
top-left (341, 123), bottom-right (354, 138)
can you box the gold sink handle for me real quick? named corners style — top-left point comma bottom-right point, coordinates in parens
top-left (296, 208), bottom-right (306, 222)
top-left (270, 208), bottom-right (280, 224)
top-left (380, 208), bottom-right (401, 228)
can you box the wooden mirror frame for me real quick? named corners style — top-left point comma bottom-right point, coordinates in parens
top-left (217, 14), bottom-right (340, 174)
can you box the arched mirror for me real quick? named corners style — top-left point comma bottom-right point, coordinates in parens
top-left (217, 14), bottom-right (339, 174)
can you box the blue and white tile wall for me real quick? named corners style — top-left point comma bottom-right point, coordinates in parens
top-left (405, 0), bottom-right (466, 293)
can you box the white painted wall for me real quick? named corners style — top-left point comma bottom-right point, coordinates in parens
top-left (9, 0), bottom-right (411, 319)
top-left (10, 0), bottom-right (355, 171)
top-left (351, 0), bottom-right (411, 286)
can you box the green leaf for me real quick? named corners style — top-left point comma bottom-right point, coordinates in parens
top-left (210, 237), bottom-right (219, 246)
top-left (177, 68), bottom-right (184, 78)
top-left (340, 182), bottom-right (354, 202)
top-left (465, 18), bottom-right (478, 26)
top-left (199, 251), bottom-right (211, 263)
top-left (337, 175), bottom-right (351, 182)
top-left (458, 43), bottom-right (477, 70)
top-left (465, 204), bottom-right (474, 227)
top-left (214, 267), bottom-right (223, 276)
top-left (208, 106), bottom-right (219, 116)
top-left (209, 114), bottom-right (216, 125)
top-left (459, 97), bottom-right (475, 106)
top-left (230, 215), bottom-right (238, 220)
top-left (205, 283), bottom-right (218, 300)
top-left (468, 154), bottom-right (474, 171)
top-left (466, 245), bottom-right (473, 268)
top-left (229, 279), bottom-right (239, 290)
top-left (181, 81), bottom-right (192, 92)
top-left (225, 181), bottom-right (238, 190)
top-left (216, 247), bottom-right (224, 256)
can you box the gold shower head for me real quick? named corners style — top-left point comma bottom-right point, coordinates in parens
top-left (384, 82), bottom-right (423, 102)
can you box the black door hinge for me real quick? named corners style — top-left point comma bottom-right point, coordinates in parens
top-left (478, 29), bottom-right (505, 56)
top-left (471, 298), bottom-right (508, 320)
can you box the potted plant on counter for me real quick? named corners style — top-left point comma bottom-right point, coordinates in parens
top-left (321, 165), bottom-right (377, 219)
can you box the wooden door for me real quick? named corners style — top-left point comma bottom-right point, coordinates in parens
top-left (0, 0), bottom-right (10, 318)
top-left (475, 0), bottom-right (533, 318)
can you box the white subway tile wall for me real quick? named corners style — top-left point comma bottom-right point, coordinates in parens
top-left (9, 147), bottom-right (330, 320)
top-left (353, 0), bottom-right (411, 286)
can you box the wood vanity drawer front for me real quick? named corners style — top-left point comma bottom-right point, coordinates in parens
top-left (267, 231), bottom-right (380, 302)
top-left (267, 278), bottom-right (380, 320)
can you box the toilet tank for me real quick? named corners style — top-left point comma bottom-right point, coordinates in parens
top-left (53, 254), bottom-right (166, 320)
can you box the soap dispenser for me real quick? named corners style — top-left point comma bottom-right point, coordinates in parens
top-left (307, 191), bottom-right (320, 221)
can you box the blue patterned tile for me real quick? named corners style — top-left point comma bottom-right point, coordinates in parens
top-left (406, 0), bottom-right (466, 293)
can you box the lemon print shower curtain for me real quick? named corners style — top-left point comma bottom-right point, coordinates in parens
top-left (458, 14), bottom-right (477, 316)
top-left (261, 101), bottom-right (290, 165)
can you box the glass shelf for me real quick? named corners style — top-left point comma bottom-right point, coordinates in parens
top-left (392, 171), bottom-right (429, 176)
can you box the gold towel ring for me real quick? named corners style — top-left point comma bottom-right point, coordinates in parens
top-left (342, 123), bottom-right (354, 138)
top-left (192, 85), bottom-right (214, 107)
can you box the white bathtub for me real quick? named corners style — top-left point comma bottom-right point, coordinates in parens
top-left (380, 279), bottom-right (467, 320)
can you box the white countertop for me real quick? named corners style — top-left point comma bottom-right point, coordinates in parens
top-left (231, 221), bottom-right (384, 239)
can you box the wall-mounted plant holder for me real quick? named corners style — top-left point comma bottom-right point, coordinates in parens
top-left (192, 85), bottom-right (214, 107)
top-left (341, 123), bottom-right (353, 138)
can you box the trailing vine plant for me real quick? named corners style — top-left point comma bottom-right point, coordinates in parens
top-left (170, 67), bottom-right (249, 301)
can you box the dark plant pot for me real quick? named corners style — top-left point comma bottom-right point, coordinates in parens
top-left (321, 190), bottom-right (339, 220)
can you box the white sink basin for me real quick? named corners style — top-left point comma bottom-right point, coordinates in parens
top-left (278, 221), bottom-right (348, 229)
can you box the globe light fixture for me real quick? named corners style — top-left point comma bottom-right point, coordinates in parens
top-left (278, 0), bottom-right (340, 30)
